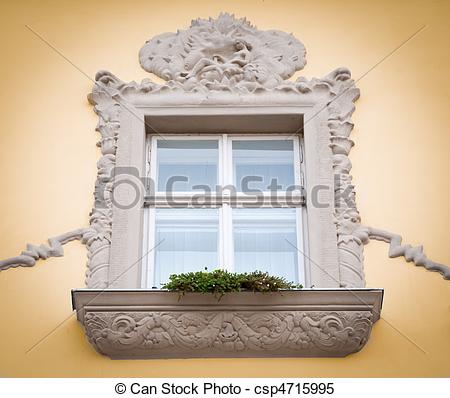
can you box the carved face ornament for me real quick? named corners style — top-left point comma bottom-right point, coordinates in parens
top-left (139, 13), bottom-right (306, 90)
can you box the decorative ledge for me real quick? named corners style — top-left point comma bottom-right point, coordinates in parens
top-left (72, 289), bottom-right (383, 359)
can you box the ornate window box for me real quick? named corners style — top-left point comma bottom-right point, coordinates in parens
top-left (72, 289), bottom-right (383, 359)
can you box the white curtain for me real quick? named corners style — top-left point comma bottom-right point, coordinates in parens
top-left (233, 208), bottom-right (299, 283)
top-left (157, 139), bottom-right (218, 191)
top-left (233, 140), bottom-right (295, 191)
top-left (154, 208), bottom-right (219, 287)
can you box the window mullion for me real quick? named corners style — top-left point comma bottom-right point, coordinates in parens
top-left (218, 205), bottom-right (224, 270)
top-left (222, 133), bottom-right (229, 186)
top-left (150, 135), bottom-right (157, 190)
top-left (145, 137), bottom-right (158, 288)
top-left (293, 135), bottom-right (302, 189)
top-left (221, 134), bottom-right (234, 271)
top-left (222, 203), bottom-right (233, 271)
top-left (145, 207), bottom-right (156, 288)
top-left (295, 207), bottom-right (306, 286)
top-left (219, 134), bottom-right (225, 188)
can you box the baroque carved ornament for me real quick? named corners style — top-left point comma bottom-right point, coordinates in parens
top-left (73, 290), bottom-right (382, 359)
top-left (85, 310), bottom-right (373, 358)
top-left (0, 13), bottom-right (448, 284)
top-left (139, 13), bottom-right (306, 90)
top-left (1, 12), bottom-right (447, 359)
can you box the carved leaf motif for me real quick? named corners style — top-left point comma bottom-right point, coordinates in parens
top-left (139, 13), bottom-right (306, 90)
top-left (84, 311), bottom-right (373, 357)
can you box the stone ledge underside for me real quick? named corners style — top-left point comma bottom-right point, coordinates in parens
top-left (72, 289), bottom-right (383, 359)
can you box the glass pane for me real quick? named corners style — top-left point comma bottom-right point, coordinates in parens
top-left (157, 139), bottom-right (218, 191)
top-left (232, 140), bottom-right (295, 192)
top-left (153, 208), bottom-right (219, 287)
top-left (232, 208), bottom-right (299, 283)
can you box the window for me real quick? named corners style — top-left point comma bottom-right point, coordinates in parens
top-left (143, 135), bottom-right (306, 288)
top-left (70, 15), bottom-right (382, 359)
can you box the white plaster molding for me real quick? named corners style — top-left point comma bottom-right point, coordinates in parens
top-left (89, 65), bottom-right (365, 288)
top-left (72, 289), bottom-right (383, 359)
top-left (86, 20), bottom-right (365, 288)
top-left (1, 12), bottom-right (448, 360)
top-left (139, 13), bottom-right (306, 91)
top-left (84, 84), bottom-right (122, 288)
top-left (0, 13), bottom-right (448, 288)
top-left (0, 229), bottom-right (89, 271)
top-left (366, 227), bottom-right (450, 280)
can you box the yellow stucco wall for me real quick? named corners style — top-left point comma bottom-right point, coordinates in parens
top-left (0, 0), bottom-right (449, 377)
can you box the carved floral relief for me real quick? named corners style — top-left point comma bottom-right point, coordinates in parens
top-left (85, 310), bottom-right (373, 358)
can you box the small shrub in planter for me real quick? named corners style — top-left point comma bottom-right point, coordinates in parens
top-left (162, 269), bottom-right (303, 298)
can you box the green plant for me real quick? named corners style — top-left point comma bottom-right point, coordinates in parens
top-left (162, 269), bottom-right (303, 298)
top-left (239, 271), bottom-right (303, 293)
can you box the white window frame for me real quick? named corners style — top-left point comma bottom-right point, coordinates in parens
top-left (142, 134), bottom-right (307, 288)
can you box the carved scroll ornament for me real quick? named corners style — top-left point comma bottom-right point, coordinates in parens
top-left (0, 13), bottom-right (448, 287)
top-left (139, 13), bottom-right (306, 90)
top-left (85, 310), bottom-right (373, 358)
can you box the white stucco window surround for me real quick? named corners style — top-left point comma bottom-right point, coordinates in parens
top-left (73, 13), bottom-right (383, 359)
top-left (3, 13), bottom-right (449, 359)
top-left (85, 76), bottom-right (369, 292)
top-left (106, 105), bottom-right (342, 291)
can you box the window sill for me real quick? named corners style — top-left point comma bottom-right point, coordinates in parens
top-left (72, 289), bottom-right (383, 359)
